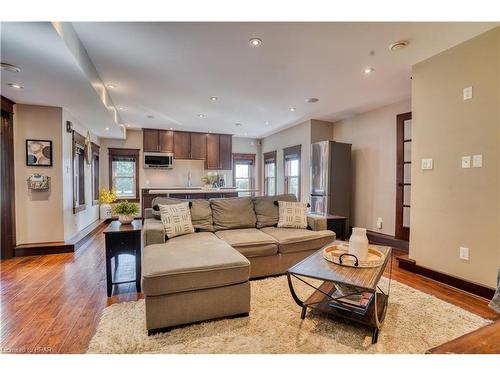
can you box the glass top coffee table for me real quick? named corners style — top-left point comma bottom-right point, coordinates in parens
top-left (287, 241), bottom-right (392, 344)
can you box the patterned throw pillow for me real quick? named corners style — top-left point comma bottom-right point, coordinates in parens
top-left (158, 202), bottom-right (195, 239)
top-left (277, 201), bottom-right (308, 229)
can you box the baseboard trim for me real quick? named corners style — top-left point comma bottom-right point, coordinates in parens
top-left (71, 219), bottom-right (111, 250)
top-left (14, 219), bottom-right (110, 257)
top-left (14, 243), bottom-right (74, 257)
top-left (397, 256), bottom-right (495, 300)
top-left (366, 230), bottom-right (409, 251)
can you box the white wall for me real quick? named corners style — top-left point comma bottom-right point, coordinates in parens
top-left (261, 120), bottom-right (312, 202)
top-left (333, 99), bottom-right (411, 235)
top-left (14, 104), bottom-right (65, 244)
top-left (13, 104), bottom-right (101, 244)
top-left (62, 110), bottom-right (100, 241)
top-left (410, 28), bottom-right (500, 288)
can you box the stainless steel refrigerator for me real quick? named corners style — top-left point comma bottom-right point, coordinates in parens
top-left (310, 141), bottom-right (352, 222)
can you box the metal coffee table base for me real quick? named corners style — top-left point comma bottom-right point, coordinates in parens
top-left (287, 273), bottom-right (390, 344)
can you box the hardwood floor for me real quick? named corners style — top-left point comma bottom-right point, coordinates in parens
top-left (0, 229), bottom-right (498, 354)
top-left (427, 319), bottom-right (500, 354)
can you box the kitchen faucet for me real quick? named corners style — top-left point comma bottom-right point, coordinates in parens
top-left (187, 171), bottom-right (191, 187)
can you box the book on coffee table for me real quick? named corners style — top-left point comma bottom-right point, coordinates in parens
top-left (329, 288), bottom-right (374, 315)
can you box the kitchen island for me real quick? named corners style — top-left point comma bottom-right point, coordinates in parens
top-left (141, 187), bottom-right (259, 216)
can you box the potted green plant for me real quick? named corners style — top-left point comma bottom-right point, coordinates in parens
top-left (114, 201), bottom-right (139, 224)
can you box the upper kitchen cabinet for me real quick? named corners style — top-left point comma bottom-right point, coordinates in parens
top-left (190, 132), bottom-right (207, 160)
top-left (159, 130), bottom-right (174, 152)
top-left (143, 129), bottom-right (231, 166)
top-left (206, 134), bottom-right (232, 170)
top-left (143, 129), bottom-right (174, 153)
top-left (143, 129), bottom-right (159, 152)
top-left (173, 131), bottom-right (191, 159)
top-left (219, 134), bottom-right (232, 170)
top-left (206, 133), bottom-right (220, 169)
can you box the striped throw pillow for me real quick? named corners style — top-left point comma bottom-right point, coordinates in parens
top-left (159, 202), bottom-right (195, 238)
top-left (277, 201), bottom-right (308, 229)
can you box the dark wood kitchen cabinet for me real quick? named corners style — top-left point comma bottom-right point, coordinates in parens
top-left (143, 129), bottom-right (173, 153)
top-left (206, 134), bottom-right (232, 170)
top-left (143, 129), bottom-right (159, 152)
top-left (173, 131), bottom-right (191, 159)
top-left (190, 132), bottom-right (207, 160)
top-left (143, 129), bottom-right (231, 165)
top-left (159, 130), bottom-right (174, 152)
top-left (206, 134), bottom-right (220, 169)
top-left (219, 134), bottom-right (232, 170)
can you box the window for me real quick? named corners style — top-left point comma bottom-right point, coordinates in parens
top-left (284, 145), bottom-right (301, 200)
top-left (72, 131), bottom-right (86, 213)
top-left (91, 143), bottom-right (100, 205)
top-left (232, 153), bottom-right (256, 197)
top-left (108, 148), bottom-right (140, 201)
top-left (264, 151), bottom-right (277, 196)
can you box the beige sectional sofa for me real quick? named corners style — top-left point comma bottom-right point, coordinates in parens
top-left (142, 194), bottom-right (335, 334)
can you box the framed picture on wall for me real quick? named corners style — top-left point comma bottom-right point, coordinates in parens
top-left (26, 139), bottom-right (53, 166)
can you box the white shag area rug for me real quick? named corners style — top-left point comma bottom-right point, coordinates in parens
top-left (88, 276), bottom-right (489, 354)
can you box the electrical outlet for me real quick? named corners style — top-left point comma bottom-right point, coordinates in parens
top-left (421, 158), bottom-right (433, 170)
top-left (472, 154), bottom-right (482, 168)
top-left (463, 86), bottom-right (473, 100)
top-left (376, 217), bottom-right (383, 230)
top-left (459, 247), bottom-right (470, 261)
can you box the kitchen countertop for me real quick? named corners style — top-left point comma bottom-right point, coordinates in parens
top-left (143, 187), bottom-right (259, 194)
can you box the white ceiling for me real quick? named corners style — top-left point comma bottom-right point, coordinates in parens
top-left (2, 22), bottom-right (498, 139)
top-left (0, 22), bottom-right (123, 138)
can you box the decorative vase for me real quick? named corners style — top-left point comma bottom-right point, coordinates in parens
top-left (100, 203), bottom-right (112, 220)
top-left (118, 214), bottom-right (134, 225)
top-left (349, 227), bottom-right (369, 261)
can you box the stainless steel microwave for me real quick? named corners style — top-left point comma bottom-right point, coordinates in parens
top-left (144, 152), bottom-right (174, 169)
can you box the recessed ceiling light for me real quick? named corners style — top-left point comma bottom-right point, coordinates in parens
top-left (364, 67), bottom-right (375, 74)
top-left (169, 127), bottom-right (173, 130)
top-left (147, 115), bottom-right (154, 119)
top-left (209, 96), bottom-right (218, 101)
top-left (289, 107), bottom-right (296, 112)
top-left (265, 121), bottom-right (269, 125)
top-left (105, 127), bottom-right (110, 131)
top-left (118, 106), bottom-right (124, 110)
top-left (208, 130), bottom-right (212, 133)
top-left (1, 63), bottom-right (21, 73)
top-left (235, 122), bottom-right (242, 126)
top-left (249, 38), bottom-right (262, 47)
top-left (389, 41), bottom-right (408, 51)
top-left (8, 83), bottom-right (23, 89)
top-left (107, 83), bottom-right (117, 89)
top-left (198, 114), bottom-right (206, 118)
top-left (305, 97), bottom-right (319, 103)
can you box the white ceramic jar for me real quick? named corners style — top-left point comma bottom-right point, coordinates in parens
top-left (100, 203), bottom-right (112, 220)
top-left (349, 227), bottom-right (369, 261)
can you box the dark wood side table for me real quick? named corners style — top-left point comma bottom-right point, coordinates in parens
top-left (319, 214), bottom-right (348, 240)
top-left (104, 220), bottom-right (143, 297)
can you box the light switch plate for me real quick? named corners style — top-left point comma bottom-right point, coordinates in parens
top-left (459, 247), bottom-right (469, 261)
top-left (472, 154), bottom-right (483, 168)
top-left (463, 86), bottom-right (473, 100)
top-left (462, 156), bottom-right (471, 168)
top-left (421, 158), bottom-right (433, 170)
